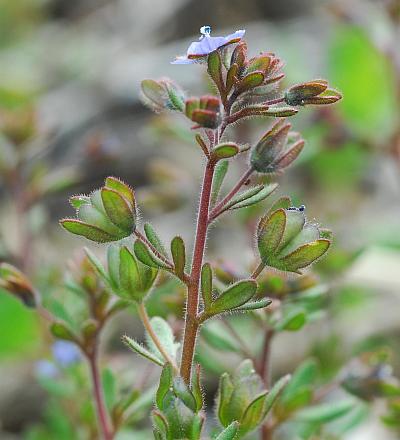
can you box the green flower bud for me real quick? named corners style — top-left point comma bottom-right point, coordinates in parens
top-left (60, 177), bottom-right (136, 243)
top-left (285, 79), bottom-right (342, 106)
top-left (257, 205), bottom-right (331, 274)
top-left (141, 78), bottom-right (185, 112)
top-left (216, 359), bottom-right (290, 436)
top-left (250, 120), bottom-right (304, 174)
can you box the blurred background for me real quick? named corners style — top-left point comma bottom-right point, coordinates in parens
top-left (1, 0), bottom-right (400, 439)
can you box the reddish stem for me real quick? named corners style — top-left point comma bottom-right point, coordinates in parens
top-left (180, 160), bottom-right (216, 383)
top-left (208, 167), bottom-right (254, 222)
top-left (87, 347), bottom-right (113, 440)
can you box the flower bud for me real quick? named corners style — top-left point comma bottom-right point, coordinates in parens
top-left (185, 95), bottom-right (222, 129)
top-left (285, 80), bottom-right (342, 106)
top-left (60, 177), bottom-right (136, 243)
top-left (216, 359), bottom-right (290, 435)
top-left (141, 78), bottom-right (185, 112)
top-left (250, 120), bottom-right (304, 174)
top-left (0, 263), bottom-right (36, 307)
top-left (257, 205), bottom-right (331, 274)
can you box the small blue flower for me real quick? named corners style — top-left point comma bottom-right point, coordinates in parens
top-left (52, 340), bottom-right (81, 367)
top-left (35, 360), bottom-right (59, 378)
top-left (172, 26), bottom-right (245, 64)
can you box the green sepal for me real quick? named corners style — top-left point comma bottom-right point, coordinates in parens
top-left (257, 209), bottom-right (286, 261)
top-left (217, 373), bottom-right (235, 426)
top-left (207, 51), bottom-right (225, 95)
top-left (280, 239), bottom-right (331, 272)
top-left (262, 374), bottom-right (291, 417)
top-left (237, 71), bottom-right (264, 93)
top-left (60, 219), bottom-right (116, 243)
top-left (275, 307), bottom-right (307, 331)
top-left (240, 391), bottom-right (269, 435)
top-left (152, 410), bottom-right (169, 438)
top-left (173, 376), bottom-right (197, 412)
top-left (101, 187), bottom-right (135, 232)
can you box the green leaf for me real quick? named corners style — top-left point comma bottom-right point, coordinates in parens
top-left (173, 376), bottom-right (197, 412)
top-left (152, 410), bottom-right (169, 437)
top-left (281, 359), bottom-right (318, 403)
top-left (101, 187), bottom-right (135, 232)
top-left (280, 239), bottom-right (331, 272)
top-left (240, 391), bottom-right (268, 434)
top-left (212, 143), bottom-right (239, 160)
top-left (263, 374), bottom-right (291, 417)
top-left (156, 363), bottom-right (174, 410)
top-left (69, 195), bottom-right (90, 209)
top-left (134, 240), bottom-right (168, 269)
top-left (122, 335), bottom-right (163, 366)
top-left (210, 280), bottom-right (258, 315)
top-left (217, 373), bottom-right (235, 426)
top-left (145, 317), bottom-right (179, 362)
top-left (84, 247), bottom-right (112, 287)
top-left (171, 236), bottom-right (186, 279)
top-left (276, 308), bottom-right (307, 331)
top-left (229, 183), bottom-right (278, 210)
top-left (211, 160), bottom-right (229, 205)
top-left (119, 246), bottom-right (141, 300)
top-left (257, 209), bottom-right (286, 260)
top-left (215, 421), bottom-right (239, 440)
top-left (60, 219), bottom-right (116, 243)
top-left (50, 322), bottom-right (77, 342)
top-left (192, 364), bottom-right (204, 412)
top-left (200, 263), bottom-right (213, 309)
top-left (107, 244), bottom-right (121, 289)
top-left (233, 298), bottom-right (272, 312)
top-left (144, 223), bottom-right (168, 258)
top-left (225, 185), bottom-right (265, 210)
top-left (295, 399), bottom-right (355, 424)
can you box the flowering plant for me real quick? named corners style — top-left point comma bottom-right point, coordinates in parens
top-left (2, 26), bottom-right (400, 440)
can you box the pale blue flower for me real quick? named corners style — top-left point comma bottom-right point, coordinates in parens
top-left (35, 360), bottom-right (58, 378)
top-left (52, 340), bottom-right (81, 367)
top-left (172, 26), bottom-right (245, 64)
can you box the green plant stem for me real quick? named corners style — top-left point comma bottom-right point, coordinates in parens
top-left (137, 302), bottom-right (179, 372)
top-left (208, 167), bottom-right (254, 222)
top-left (180, 159), bottom-right (216, 383)
top-left (87, 346), bottom-right (113, 440)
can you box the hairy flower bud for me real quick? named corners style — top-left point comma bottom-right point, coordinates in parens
top-left (185, 95), bottom-right (222, 128)
top-left (250, 120), bottom-right (304, 174)
top-left (60, 177), bottom-right (136, 243)
top-left (285, 80), bottom-right (342, 106)
top-left (257, 203), bottom-right (331, 274)
top-left (141, 78), bottom-right (185, 112)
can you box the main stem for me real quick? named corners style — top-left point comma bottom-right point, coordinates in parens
top-left (180, 160), bottom-right (216, 383)
top-left (87, 346), bottom-right (113, 440)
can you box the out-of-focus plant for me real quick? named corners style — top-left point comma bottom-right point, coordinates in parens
top-left (2, 24), bottom-right (399, 440)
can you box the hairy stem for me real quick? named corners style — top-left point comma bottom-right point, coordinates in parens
top-left (209, 167), bottom-right (254, 222)
top-left (137, 302), bottom-right (178, 372)
top-left (251, 261), bottom-right (265, 279)
top-left (87, 347), bottom-right (113, 440)
top-left (180, 160), bottom-right (216, 383)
